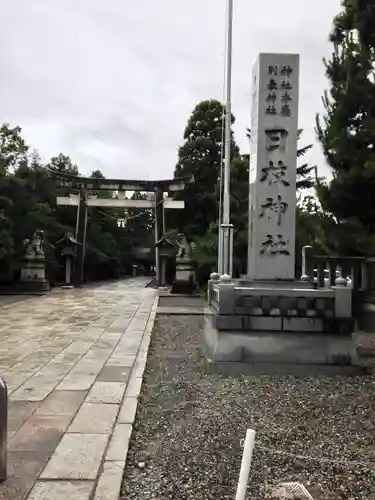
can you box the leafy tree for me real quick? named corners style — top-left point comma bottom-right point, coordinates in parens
top-left (173, 99), bottom-right (239, 237)
top-left (0, 124), bottom-right (29, 174)
top-left (47, 153), bottom-right (79, 175)
top-left (296, 130), bottom-right (317, 191)
top-left (124, 192), bottom-right (154, 247)
top-left (0, 125), bottom-right (30, 281)
top-left (296, 194), bottom-right (375, 258)
top-left (316, 0), bottom-right (375, 240)
top-left (230, 154), bottom-right (249, 275)
top-left (91, 169), bottom-right (105, 178)
top-left (0, 192), bottom-right (14, 262)
top-left (192, 150), bottom-right (249, 282)
top-left (11, 154), bottom-right (67, 281)
top-left (0, 122), bottom-right (159, 285)
top-left (191, 229), bottom-right (218, 285)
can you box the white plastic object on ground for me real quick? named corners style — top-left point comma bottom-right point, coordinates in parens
top-left (235, 429), bottom-right (256, 500)
top-left (271, 481), bottom-right (314, 499)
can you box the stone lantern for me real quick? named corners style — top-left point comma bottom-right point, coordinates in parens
top-left (56, 232), bottom-right (80, 288)
top-left (155, 235), bottom-right (177, 287)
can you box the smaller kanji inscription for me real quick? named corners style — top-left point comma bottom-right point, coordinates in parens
top-left (268, 65), bottom-right (278, 76)
top-left (268, 64), bottom-right (293, 77)
top-left (280, 104), bottom-right (291, 117)
top-left (267, 79), bottom-right (278, 91)
top-left (266, 92), bottom-right (277, 103)
top-left (280, 65), bottom-right (293, 77)
top-left (265, 105), bottom-right (277, 115)
top-left (281, 80), bottom-right (292, 90)
top-left (281, 92), bottom-right (292, 103)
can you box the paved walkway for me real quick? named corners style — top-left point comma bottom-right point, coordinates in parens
top-left (0, 278), bottom-right (156, 500)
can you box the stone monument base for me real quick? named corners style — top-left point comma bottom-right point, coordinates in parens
top-left (171, 267), bottom-right (196, 294)
top-left (203, 278), bottom-right (364, 376)
top-left (204, 318), bottom-right (363, 376)
top-left (205, 360), bottom-right (365, 376)
top-left (171, 278), bottom-right (196, 294)
top-left (17, 279), bottom-right (50, 292)
top-left (19, 262), bottom-right (50, 292)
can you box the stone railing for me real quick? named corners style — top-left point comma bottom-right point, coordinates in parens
top-left (301, 246), bottom-right (375, 292)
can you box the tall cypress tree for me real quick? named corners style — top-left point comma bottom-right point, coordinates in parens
top-left (316, 0), bottom-right (375, 233)
top-left (173, 99), bottom-right (239, 238)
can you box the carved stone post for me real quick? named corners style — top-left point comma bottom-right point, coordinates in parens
top-left (300, 245), bottom-right (313, 281)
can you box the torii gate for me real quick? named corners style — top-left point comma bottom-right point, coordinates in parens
top-left (54, 173), bottom-right (192, 285)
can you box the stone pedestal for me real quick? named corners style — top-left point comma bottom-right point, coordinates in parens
top-left (171, 235), bottom-right (196, 294)
top-left (171, 234), bottom-right (196, 294)
top-left (20, 258), bottom-right (50, 292)
top-left (204, 53), bottom-right (362, 375)
top-left (171, 260), bottom-right (196, 294)
top-left (19, 230), bottom-right (50, 292)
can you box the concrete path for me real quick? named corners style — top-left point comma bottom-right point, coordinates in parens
top-left (0, 277), bottom-right (156, 500)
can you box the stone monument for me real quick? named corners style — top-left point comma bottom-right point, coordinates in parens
top-left (248, 54), bottom-right (298, 280)
top-left (171, 234), bottom-right (196, 294)
top-left (204, 53), bottom-right (361, 375)
top-left (20, 230), bottom-right (50, 291)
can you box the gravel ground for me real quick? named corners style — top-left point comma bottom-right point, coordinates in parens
top-left (121, 306), bottom-right (375, 499)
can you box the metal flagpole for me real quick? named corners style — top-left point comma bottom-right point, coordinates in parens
top-left (217, 0), bottom-right (228, 276)
top-left (219, 0), bottom-right (234, 277)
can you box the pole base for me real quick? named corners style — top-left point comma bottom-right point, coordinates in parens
top-left (218, 223), bottom-right (234, 277)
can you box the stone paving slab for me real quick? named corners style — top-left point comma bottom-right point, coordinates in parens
top-left (68, 402), bottom-right (119, 434)
top-left (94, 461), bottom-right (124, 500)
top-left (27, 481), bottom-right (95, 500)
top-left (40, 433), bottom-right (109, 479)
top-left (0, 277), bottom-right (157, 500)
top-left (8, 414), bottom-right (72, 453)
top-left (1, 451), bottom-right (51, 500)
top-left (105, 423), bottom-right (132, 462)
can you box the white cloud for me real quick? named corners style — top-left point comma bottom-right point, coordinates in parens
top-left (1, 0), bottom-right (341, 180)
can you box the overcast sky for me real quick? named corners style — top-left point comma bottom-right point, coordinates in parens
top-left (1, 0), bottom-right (341, 180)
